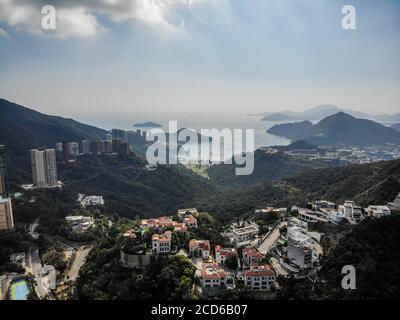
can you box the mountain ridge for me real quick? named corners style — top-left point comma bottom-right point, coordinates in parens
top-left (261, 104), bottom-right (371, 121)
top-left (267, 112), bottom-right (400, 147)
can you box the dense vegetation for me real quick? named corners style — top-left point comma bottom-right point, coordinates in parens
top-left (279, 214), bottom-right (400, 299)
top-left (59, 154), bottom-right (217, 218)
top-left (284, 158), bottom-right (400, 207)
top-left (76, 228), bottom-right (196, 300)
top-left (199, 159), bottom-right (400, 222)
top-left (12, 187), bottom-right (78, 234)
top-left (0, 98), bottom-right (147, 188)
top-left (0, 98), bottom-right (109, 188)
top-left (0, 231), bottom-right (30, 273)
top-left (197, 182), bottom-right (302, 222)
top-left (267, 121), bottom-right (314, 141)
top-left (268, 112), bottom-right (400, 147)
top-left (208, 149), bottom-right (332, 189)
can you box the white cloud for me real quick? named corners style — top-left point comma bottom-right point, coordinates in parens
top-left (57, 7), bottom-right (108, 38)
top-left (0, 27), bottom-right (9, 37)
top-left (0, 0), bottom-right (217, 38)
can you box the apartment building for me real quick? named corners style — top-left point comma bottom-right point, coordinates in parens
top-left (244, 264), bottom-right (276, 291)
top-left (367, 205), bottom-right (391, 218)
top-left (30, 149), bottom-right (58, 188)
top-left (152, 231), bottom-right (172, 254)
top-left (242, 248), bottom-right (264, 267)
top-left (215, 245), bottom-right (238, 266)
top-left (184, 215), bottom-right (198, 229)
top-left (0, 197), bottom-right (14, 231)
top-left (200, 263), bottom-right (228, 288)
top-left (189, 239), bottom-right (210, 259)
top-left (339, 201), bottom-right (362, 222)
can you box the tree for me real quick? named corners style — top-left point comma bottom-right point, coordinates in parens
top-left (224, 255), bottom-right (238, 270)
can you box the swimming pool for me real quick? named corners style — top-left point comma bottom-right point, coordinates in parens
top-left (10, 279), bottom-right (30, 300)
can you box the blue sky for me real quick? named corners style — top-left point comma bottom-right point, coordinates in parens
top-left (0, 0), bottom-right (399, 117)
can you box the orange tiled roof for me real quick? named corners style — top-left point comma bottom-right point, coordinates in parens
top-left (244, 264), bottom-right (275, 277)
top-left (201, 263), bottom-right (227, 280)
top-left (189, 239), bottom-right (210, 251)
top-left (243, 247), bottom-right (264, 259)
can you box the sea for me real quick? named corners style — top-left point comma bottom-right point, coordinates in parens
top-left (78, 112), bottom-right (291, 162)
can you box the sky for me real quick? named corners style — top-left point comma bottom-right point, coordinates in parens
top-left (0, 0), bottom-right (399, 118)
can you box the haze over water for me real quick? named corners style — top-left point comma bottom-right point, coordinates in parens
top-left (79, 112), bottom-right (291, 152)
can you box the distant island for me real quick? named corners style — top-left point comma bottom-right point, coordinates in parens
top-left (267, 112), bottom-right (400, 147)
top-left (134, 122), bottom-right (162, 128)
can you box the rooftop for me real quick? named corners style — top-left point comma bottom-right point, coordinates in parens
top-left (244, 264), bottom-right (275, 277)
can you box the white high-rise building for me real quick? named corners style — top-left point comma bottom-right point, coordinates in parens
top-left (81, 140), bottom-right (91, 155)
top-left (67, 142), bottom-right (79, 157)
top-left (30, 149), bottom-right (58, 188)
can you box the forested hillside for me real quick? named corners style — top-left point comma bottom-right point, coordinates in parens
top-left (280, 215), bottom-right (400, 299)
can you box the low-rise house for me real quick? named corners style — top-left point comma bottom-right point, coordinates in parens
top-left (287, 219), bottom-right (312, 269)
top-left (242, 248), bottom-right (264, 267)
top-left (339, 201), bottom-right (362, 222)
top-left (173, 223), bottom-right (188, 233)
top-left (230, 222), bottom-right (259, 246)
top-left (215, 245), bottom-right (238, 266)
top-left (141, 216), bottom-right (174, 230)
top-left (315, 200), bottom-right (335, 210)
top-left (367, 205), bottom-right (391, 218)
top-left (255, 207), bottom-right (287, 215)
top-left (177, 208), bottom-right (198, 219)
top-left (189, 239), bottom-right (210, 260)
top-left (152, 231), bottom-right (172, 254)
top-left (123, 229), bottom-right (137, 239)
top-left (244, 264), bottom-right (276, 291)
top-left (184, 215), bottom-right (198, 229)
top-left (65, 216), bottom-right (94, 232)
top-left (324, 210), bottom-right (345, 223)
top-left (80, 195), bottom-right (104, 207)
top-left (200, 263), bottom-right (229, 288)
top-left (298, 208), bottom-right (328, 224)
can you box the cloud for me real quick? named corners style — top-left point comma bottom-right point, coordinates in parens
top-left (57, 7), bottom-right (108, 38)
top-left (0, 0), bottom-right (217, 38)
top-left (0, 27), bottom-right (9, 38)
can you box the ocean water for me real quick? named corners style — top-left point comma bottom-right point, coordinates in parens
top-left (80, 112), bottom-right (291, 151)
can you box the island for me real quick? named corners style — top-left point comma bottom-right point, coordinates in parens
top-left (133, 122), bottom-right (162, 128)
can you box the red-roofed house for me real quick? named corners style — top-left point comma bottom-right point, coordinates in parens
top-left (173, 222), bottom-right (188, 233)
top-left (141, 216), bottom-right (174, 231)
top-left (189, 239), bottom-right (210, 260)
top-left (152, 231), bottom-right (172, 254)
top-left (215, 245), bottom-right (238, 266)
top-left (244, 264), bottom-right (276, 291)
top-left (184, 215), bottom-right (198, 229)
top-left (200, 263), bottom-right (229, 288)
top-left (242, 248), bottom-right (264, 267)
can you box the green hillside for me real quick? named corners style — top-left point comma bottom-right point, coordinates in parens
top-left (279, 215), bottom-right (400, 299)
top-left (199, 159), bottom-right (400, 222)
top-left (267, 112), bottom-right (400, 147)
top-left (208, 148), bottom-right (333, 188)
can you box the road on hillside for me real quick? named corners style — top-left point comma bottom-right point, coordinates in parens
top-left (66, 246), bottom-right (92, 281)
top-left (27, 246), bottom-right (48, 299)
top-left (258, 222), bottom-right (286, 255)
